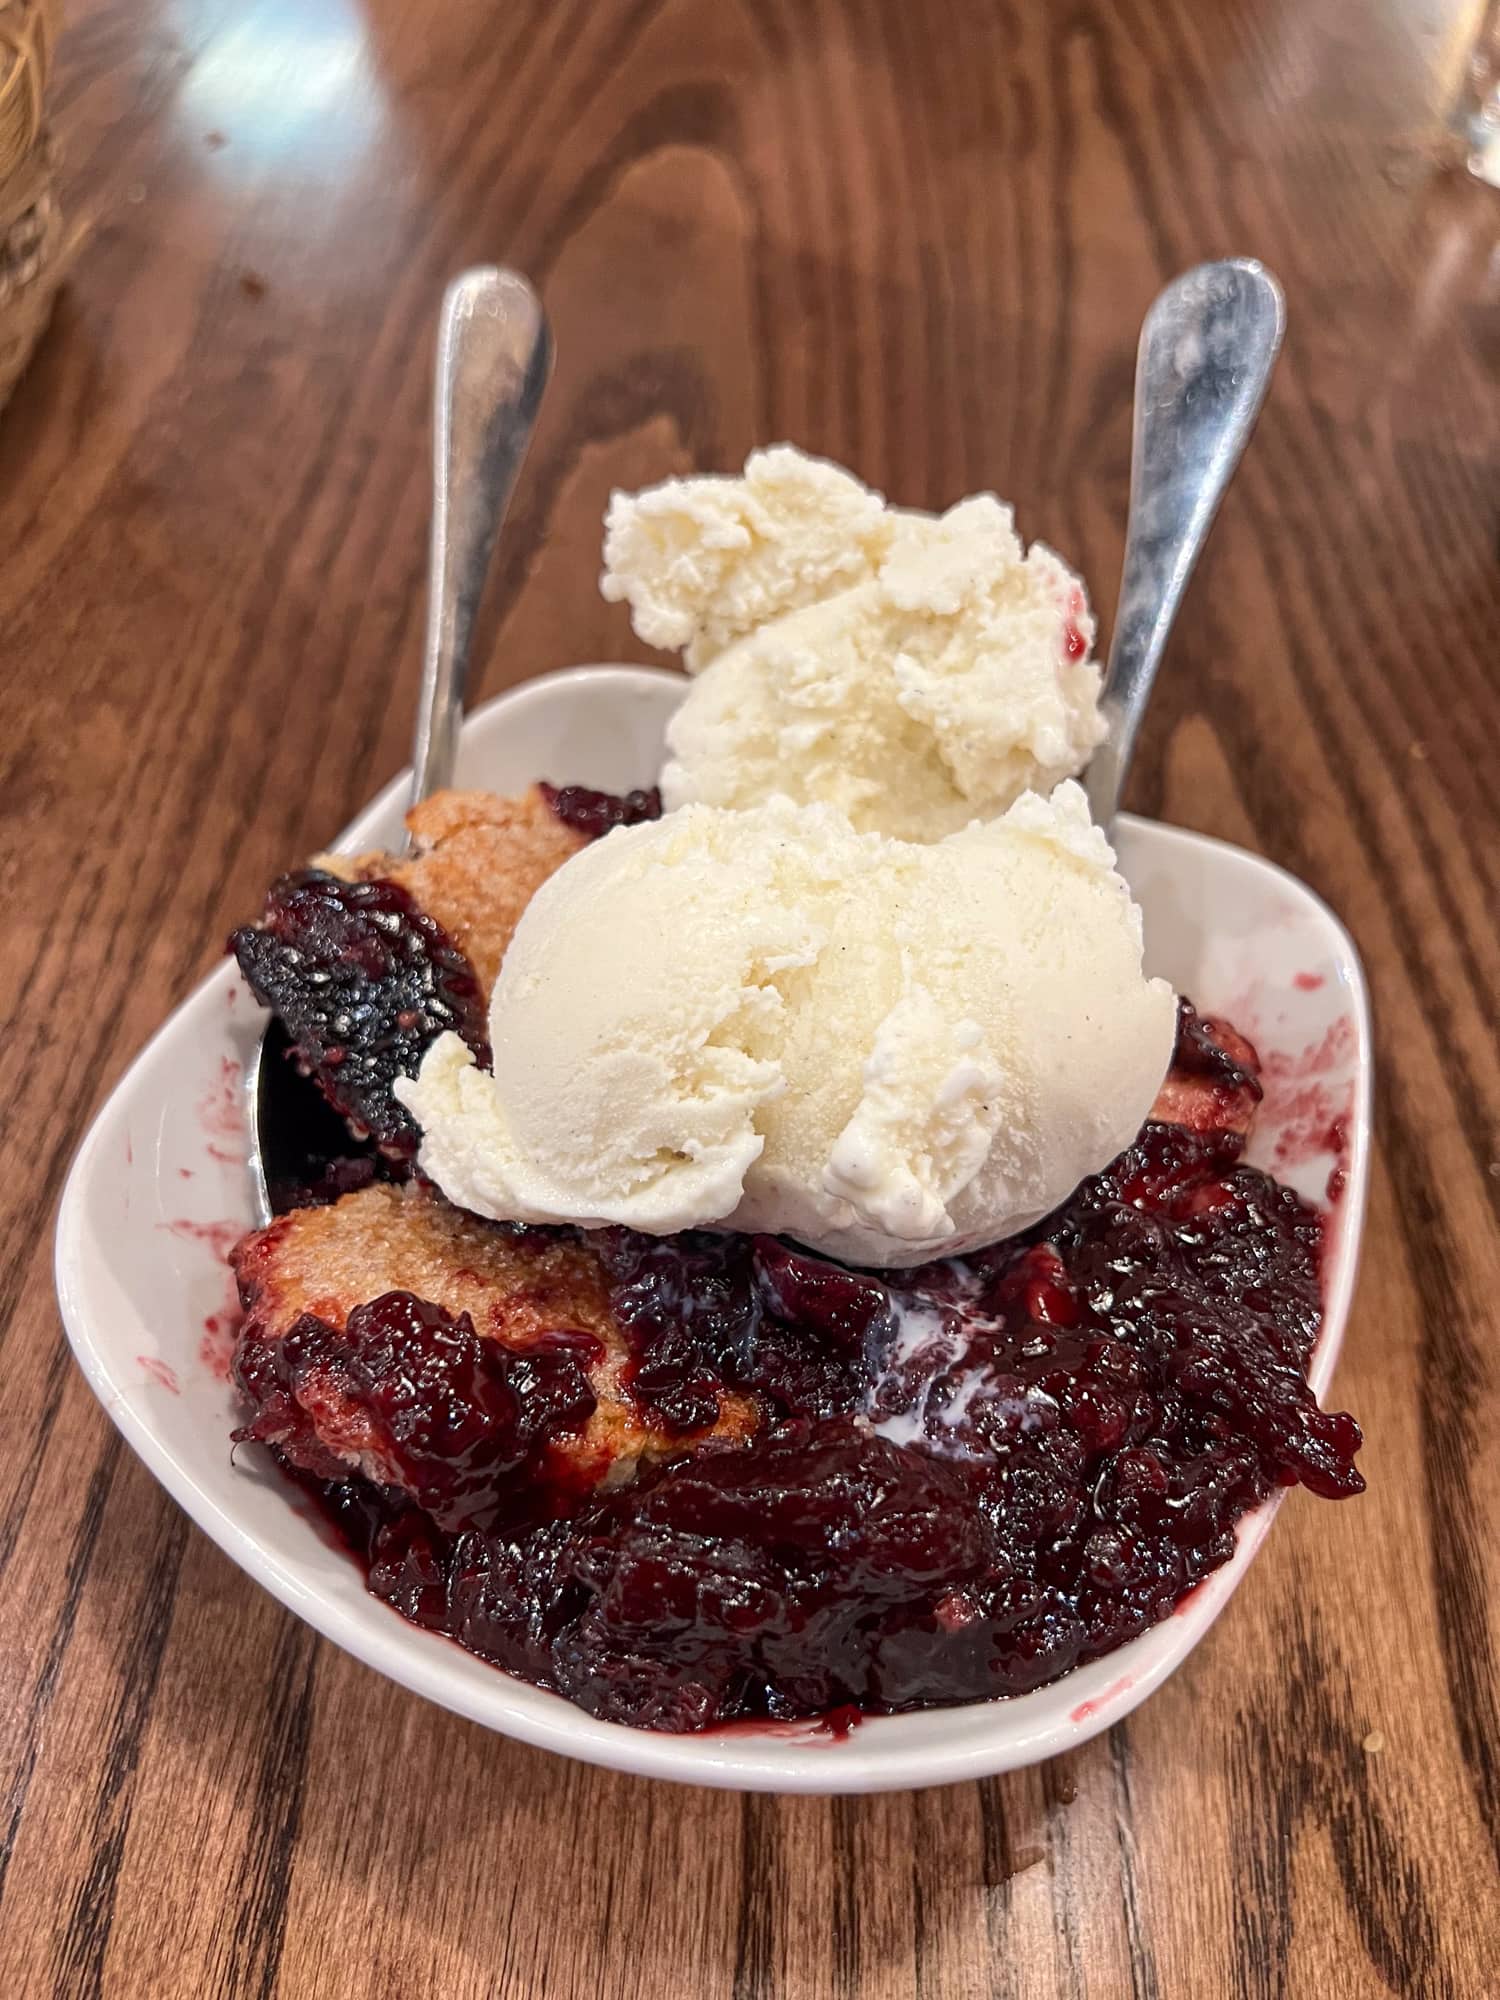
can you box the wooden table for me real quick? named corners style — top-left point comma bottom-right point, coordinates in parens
top-left (2, 0), bottom-right (1496, 1992)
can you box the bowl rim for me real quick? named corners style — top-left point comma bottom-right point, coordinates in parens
top-left (53, 665), bottom-right (1372, 1793)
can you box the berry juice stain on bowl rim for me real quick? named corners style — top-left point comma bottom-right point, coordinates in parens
top-left (1068, 1673), bottom-right (1134, 1726)
top-left (159, 1217), bottom-right (244, 1258)
top-left (54, 667), bottom-right (1371, 1793)
top-left (196, 1054), bottom-right (247, 1165)
top-left (1263, 1021), bottom-right (1357, 1176)
top-left (1211, 968), bottom-right (1368, 1306)
top-left (136, 1355), bottom-right (181, 1395)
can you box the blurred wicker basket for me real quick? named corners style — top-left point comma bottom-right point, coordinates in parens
top-left (0, 0), bottom-right (60, 413)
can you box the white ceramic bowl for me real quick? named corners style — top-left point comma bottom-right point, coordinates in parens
top-left (55, 667), bottom-right (1370, 1793)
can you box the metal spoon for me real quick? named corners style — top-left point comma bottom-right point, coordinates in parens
top-left (246, 267), bottom-right (553, 1225)
top-left (1085, 258), bottom-right (1285, 826)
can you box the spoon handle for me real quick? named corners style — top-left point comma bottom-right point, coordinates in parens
top-left (408, 267), bottom-right (553, 816)
top-left (1085, 258), bottom-right (1285, 828)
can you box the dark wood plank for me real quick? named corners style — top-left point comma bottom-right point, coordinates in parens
top-left (0, 0), bottom-right (1496, 1993)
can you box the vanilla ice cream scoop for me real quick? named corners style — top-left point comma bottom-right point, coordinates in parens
top-left (600, 445), bottom-right (896, 670)
top-left (601, 447), bottom-right (1105, 842)
top-left (396, 783), bottom-right (1176, 1269)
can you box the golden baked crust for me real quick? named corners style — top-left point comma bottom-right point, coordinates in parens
top-left (234, 1179), bottom-right (615, 1346)
top-left (354, 786), bottom-right (586, 994)
top-left (233, 1182), bottom-right (758, 1497)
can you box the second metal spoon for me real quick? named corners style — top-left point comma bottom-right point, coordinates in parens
top-left (1085, 258), bottom-right (1285, 827)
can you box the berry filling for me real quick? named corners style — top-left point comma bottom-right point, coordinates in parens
top-left (233, 1292), bottom-right (599, 1531)
top-left (539, 782), bottom-right (662, 841)
top-left (237, 1044), bottom-right (1362, 1732)
top-left (231, 872), bottom-right (488, 1159)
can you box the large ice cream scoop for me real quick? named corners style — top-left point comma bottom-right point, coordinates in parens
top-left (604, 447), bottom-right (1104, 841)
top-left (396, 782), bottom-right (1177, 1268)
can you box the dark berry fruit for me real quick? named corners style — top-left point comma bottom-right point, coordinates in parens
top-left (231, 871), bottom-right (488, 1157)
top-left (538, 781), bottom-right (662, 841)
top-left (233, 1292), bottom-right (597, 1530)
top-left (1174, 1000), bottom-right (1264, 1100)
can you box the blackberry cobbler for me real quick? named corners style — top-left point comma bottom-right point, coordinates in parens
top-left (227, 781), bottom-right (1362, 1732)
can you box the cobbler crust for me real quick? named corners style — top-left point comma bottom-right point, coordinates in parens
top-left (355, 786), bottom-right (586, 995)
top-left (233, 1181), bottom-right (759, 1497)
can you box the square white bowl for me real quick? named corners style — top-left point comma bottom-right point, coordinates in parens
top-left (55, 666), bottom-right (1370, 1793)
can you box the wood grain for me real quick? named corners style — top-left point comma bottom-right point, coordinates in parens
top-left (1, 0), bottom-right (1497, 1993)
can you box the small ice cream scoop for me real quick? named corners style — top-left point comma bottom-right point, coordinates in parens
top-left (603, 259), bottom-right (1286, 846)
top-left (603, 446), bottom-right (1104, 841)
top-left (396, 782), bottom-right (1177, 1268)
